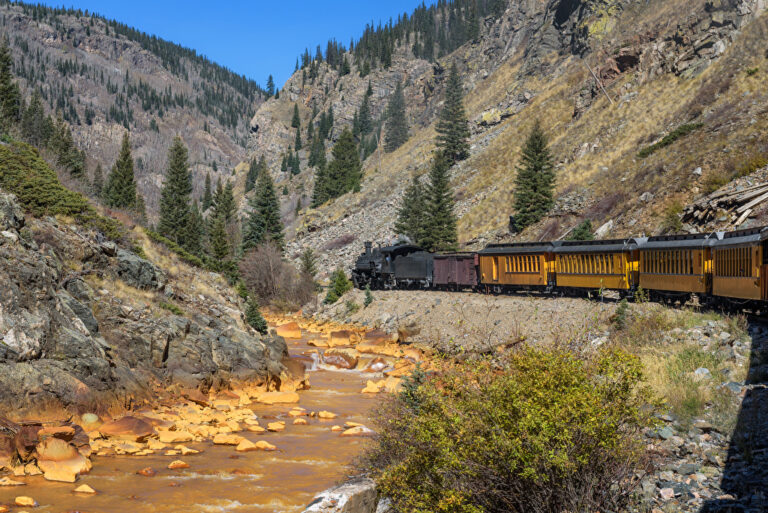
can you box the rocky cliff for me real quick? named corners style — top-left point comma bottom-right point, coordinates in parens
top-left (0, 189), bottom-right (288, 418)
top-left (245, 0), bottom-right (768, 273)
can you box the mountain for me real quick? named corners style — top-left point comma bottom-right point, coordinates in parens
top-left (245, 0), bottom-right (768, 272)
top-left (1, 0), bottom-right (265, 219)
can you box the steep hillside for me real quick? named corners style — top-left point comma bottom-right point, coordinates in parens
top-left (245, 0), bottom-right (768, 272)
top-left (1, 0), bottom-right (265, 218)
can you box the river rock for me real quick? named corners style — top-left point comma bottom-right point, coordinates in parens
top-left (212, 434), bottom-right (243, 445)
top-left (35, 437), bottom-right (90, 483)
top-left (0, 477), bottom-right (25, 486)
top-left (293, 418), bottom-right (308, 425)
top-left (137, 467), bottom-right (156, 477)
top-left (361, 380), bottom-right (382, 394)
top-left (73, 484), bottom-right (96, 494)
top-left (14, 496), bottom-right (37, 507)
top-left (361, 357), bottom-right (388, 373)
top-left (318, 411), bottom-right (338, 420)
top-left (99, 417), bottom-right (154, 442)
top-left (340, 426), bottom-right (375, 437)
top-left (254, 440), bottom-right (277, 451)
top-left (267, 422), bottom-right (285, 432)
top-left (328, 330), bottom-right (354, 347)
top-left (323, 349), bottom-right (359, 369)
top-left (157, 430), bottom-right (195, 444)
top-left (275, 322), bottom-right (302, 339)
top-left (167, 460), bottom-right (189, 470)
top-left (303, 478), bottom-right (378, 513)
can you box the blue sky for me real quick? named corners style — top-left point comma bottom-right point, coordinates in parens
top-left (38, 1), bottom-right (429, 88)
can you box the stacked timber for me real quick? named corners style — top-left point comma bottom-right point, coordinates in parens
top-left (682, 181), bottom-right (768, 226)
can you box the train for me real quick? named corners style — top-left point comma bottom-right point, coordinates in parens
top-left (352, 226), bottom-right (768, 307)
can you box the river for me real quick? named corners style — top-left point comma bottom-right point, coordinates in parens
top-left (0, 333), bottom-right (380, 512)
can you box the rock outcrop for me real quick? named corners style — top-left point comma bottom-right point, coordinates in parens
top-left (303, 479), bottom-right (381, 513)
top-left (0, 191), bottom-right (285, 416)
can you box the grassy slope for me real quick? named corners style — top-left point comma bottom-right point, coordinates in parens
top-left (305, 3), bottom-right (768, 248)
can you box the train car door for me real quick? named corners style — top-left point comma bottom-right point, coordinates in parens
top-left (492, 257), bottom-right (499, 282)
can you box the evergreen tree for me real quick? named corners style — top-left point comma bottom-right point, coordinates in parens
top-left (91, 164), bottom-right (104, 198)
top-left (394, 176), bottom-right (428, 246)
top-left (325, 128), bottom-right (362, 198)
top-left (281, 153), bottom-right (289, 173)
top-left (435, 63), bottom-right (470, 165)
top-left (291, 152), bottom-right (301, 175)
top-left (299, 247), bottom-right (318, 278)
top-left (422, 153), bottom-right (457, 252)
top-left (358, 81), bottom-right (373, 136)
top-left (242, 164), bottom-right (284, 251)
top-left (0, 40), bottom-right (21, 130)
top-left (294, 126), bottom-right (302, 151)
top-left (311, 164), bottom-right (329, 207)
top-left (308, 136), bottom-right (326, 169)
top-left (384, 81), bottom-right (408, 152)
top-left (570, 220), bottom-right (594, 241)
top-left (21, 89), bottom-right (45, 146)
top-left (185, 200), bottom-right (205, 256)
top-left (246, 158), bottom-right (259, 192)
top-left (158, 137), bottom-right (193, 247)
top-left (209, 213), bottom-right (230, 260)
top-left (245, 297), bottom-right (268, 335)
top-left (324, 269), bottom-right (352, 304)
top-left (212, 179), bottom-right (236, 222)
top-left (512, 121), bottom-right (556, 231)
top-left (266, 75), bottom-right (275, 97)
top-left (202, 172), bottom-right (213, 211)
top-left (104, 133), bottom-right (138, 209)
top-left (291, 103), bottom-right (301, 129)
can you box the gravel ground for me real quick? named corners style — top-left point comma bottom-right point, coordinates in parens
top-left (312, 289), bottom-right (618, 354)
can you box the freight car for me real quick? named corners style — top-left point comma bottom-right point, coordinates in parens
top-left (352, 225), bottom-right (768, 309)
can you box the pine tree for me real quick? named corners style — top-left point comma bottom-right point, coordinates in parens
top-left (385, 81), bottom-right (408, 152)
top-left (245, 297), bottom-right (268, 335)
top-left (209, 213), bottom-right (230, 260)
top-left (291, 103), bottom-right (301, 129)
top-left (394, 176), bottom-right (428, 246)
top-left (281, 153), bottom-right (289, 173)
top-left (185, 200), bottom-right (205, 256)
top-left (21, 89), bottom-right (45, 146)
top-left (91, 164), bottom-right (104, 198)
top-left (422, 153), bottom-right (457, 252)
top-left (0, 40), bottom-right (21, 130)
top-left (104, 133), bottom-right (138, 209)
top-left (202, 172), bottom-right (213, 211)
top-left (266, 75), bottom-right (275, 97)
top-left (300, 247), bottom-right (318, 277)
top-left (512, 121), bottom-right (556, 231)
top-left (294, 126), bottom-right (302, 151)
top-left (324, 128), bottom-right (362, 199)
top-left (435, 63), bottom-right (470, 165)
top-left (324, 269), bottom-right (352, 304)
top-left (246, 158), bottom-right (259, 192)
top-left (158, 137), bottom-right (193, 247)
top-left (212, 179), bottom-right (235, 222)
top-left (570, 220), bottom-right (594, 241)
top-left (242, 164), bottom-right (284, 251)
top-left (311, 164), bottom-right (329, 207)
top-left (358, 82), bottom-right (373, 136)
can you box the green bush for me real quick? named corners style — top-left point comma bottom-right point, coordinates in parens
top-left (364, 285), bottom-right (374, 307)
top-left (613, 299), bottom-right (630, 331)
top-left (0, 141), bottom-right (122, 239)
top-left (144, 228), bottom-right (206, 268)
top-left (345, 300), bottom-right (360, 314)
top-left (638, 123), bottom-right (703, 159)
top-left (569, 219), bottom-right (594, 240)
top-left (245, 297), bottom-right (268, 335)
top-left (324, 268), bottom-right (353, 304)
top-left (661, 201), bottom-right (683, 233)
top-left (159, 302), bottom-right (184, 316)
top-left (359, 348), bottom-right (658, 513)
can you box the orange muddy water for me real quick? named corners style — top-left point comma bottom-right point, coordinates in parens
top-left (0, 335), bottom-right (380, 513)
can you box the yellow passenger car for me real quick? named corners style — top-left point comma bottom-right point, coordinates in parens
top-left (711, 227), bottom-right (768, 301)
top-left (554, 239), bottom-right (641, 292)
top-left (477, 243), bottom-right (556, 290)
top-left (639, 233), bottom-right (719, 295)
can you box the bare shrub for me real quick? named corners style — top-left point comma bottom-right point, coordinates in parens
top-left (538, 219), bottom-right (562, 241)
top-left (586, 192), bottom-right (627, 221)
top-left (239, 243), bottom-right (315, 310)
top-left (324, 233), bottom-right (356, 251)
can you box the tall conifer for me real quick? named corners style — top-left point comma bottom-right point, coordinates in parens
top-left (394, 176), bottom-right (427, 246)
top-left (384, 81), bottom-right (408, 152)
top-left (242, 165), bottom-right (284, 251)
top-left (423, 153), bottom-right (457, 252)
top-left (202, 172), bottom-right (213, 211)
top-left (0, 40), bottom-right (21, 130)
top-left (291, 103), bottom-right (301, 128)
top-left (104, 133), bottom-right (138, 209)
top-left (435, 63), bottom-right (470, 165)
top-left (512, 121), bottom-right (555, 230)
top-left (157, 137), bottom-right (193, 247)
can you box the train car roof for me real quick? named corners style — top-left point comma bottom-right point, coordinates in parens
top-left (434, 252), bottom-right (476, 258)
top-left (478, 241), bottom-right (559, 255)
top-left (553, 238), bottom-right (641, 254)
top-left (641, 232), bottom-right (722, 250)
top-left (712, 226), bottom-right (768, 248)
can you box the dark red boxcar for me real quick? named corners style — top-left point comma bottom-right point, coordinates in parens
top-left (433, 253), bottom-right (478, 288)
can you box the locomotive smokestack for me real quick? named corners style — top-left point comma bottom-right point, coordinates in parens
top-left (365, 241), bottom-right (373, 255)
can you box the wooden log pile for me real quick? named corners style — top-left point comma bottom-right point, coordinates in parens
top-left (682, 181), bottom-right (768, 226)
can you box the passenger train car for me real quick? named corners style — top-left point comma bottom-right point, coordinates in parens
top-left (352, 226), bottom-right (768, 307)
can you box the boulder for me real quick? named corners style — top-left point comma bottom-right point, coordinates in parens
top-left (73, 484), bottom-right (96, 494)
top-left (267, 422), bottom-right (286, 432)
top-left (14, 496), bottom-right (37, 507)
top-left (328, 330), bottom-right (353, 347)
top-left (318, 411), bottom-right (338, 420)
top-left (212, 434), bottom-right (244, 445)
top-left (35, 437), bottom-right (90, 483)
top-left (116, 249), bottom-right (166, 290)
top-left (275, 322), bottom-right (302, 339)
top-left (340, 426), bottom-right (375, 437)
top-left (99, 416), bottom-right (155, 442)
top-left (167, 460), bottom-right (189, 470)
top-left (303, 478), bottom-right (378, 513)
top-left (361, 358), bottom-right (388, 373)
top-left (57, 291), bottom-right (99, 335)
top-left (0, 191), bottom-right (24, 231)
top-left (323, 349), bottom-right (359, 369)
top-left (157, 430), bottom-right (195, 444)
